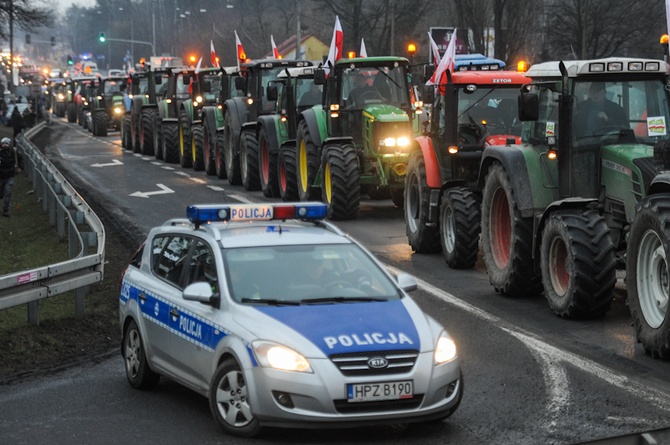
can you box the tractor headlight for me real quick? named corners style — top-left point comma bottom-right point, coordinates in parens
top-left (252, 340), bottom-right (313, 373)
top-left (57, 93), bottom-right (65, 100)
top-left (195, 95), bottom-right (203, 103)
top-left (114, 107), bottom-right (123, 114)
top-left (380, 136), bottom-right (411, 149)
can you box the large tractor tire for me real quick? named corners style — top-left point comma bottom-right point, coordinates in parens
top-left (321, 143), bottom-right (360, 220)
top-left (440, 187), bottom-right (481, 269)
top-left (540, 209), bottom-right (616, 318)
top-left (67, 103), bottom-right (77, 123)
top-left (215, 131), bottom-right (227, 180)
top-left (278, 146), bottom-right (299, 202)
top-left (140, 108), bottom-right (155, 156)
top-left (122, 115), bottom-right (132, 150)
top-left (131, 109), bottom-right (141, 153)
top-left (240, 130), bottom-right (260, 191)
top-left (179, 112), bottom-right (193, 168)
top-left (77, 106), bottom-right (85, 127)
top-left (405, 151), bottom-right (441, 253)
top-left (224, 110), bottom-right (241, 185)
top-left (203, 119), bottom-right (216, 176)
top-left (626, 195), bottom-right (670, 359)
top-left (481, 162), bottom-right (542, 297)
top-left (296, 120), bottom-right (321, 201)
top-left (258, 126), bottom-right (278, 198)
top-left (93, 110), bottom-right (109, 137)
top-left (56, 102), bottom-right (66, 118)
top-left (162, 121), bottom-right (180, 164)
top-left (191, 124), bottom-right (205, 171)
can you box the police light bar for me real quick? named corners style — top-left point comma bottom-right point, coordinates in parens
top-left (186, 202), bottom-right (328, 225)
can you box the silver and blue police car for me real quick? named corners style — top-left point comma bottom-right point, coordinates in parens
top-left (119, 202), bottom-right (462, 437)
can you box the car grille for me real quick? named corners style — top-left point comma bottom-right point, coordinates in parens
top-left (333, 395), bottom-right (424, 414)
top-left (330, 349), bottom-right (419, 376)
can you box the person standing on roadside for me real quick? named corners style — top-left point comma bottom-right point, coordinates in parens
top-left (8, 106), bottom-right (25, 146)
top-left (0, 137), bottom-right (24, 217)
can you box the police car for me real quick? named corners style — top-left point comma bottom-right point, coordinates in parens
top-left (119, 202), bottom-right (462, 437)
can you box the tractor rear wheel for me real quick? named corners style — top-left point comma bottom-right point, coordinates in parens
top-left (278, 146), bottom-right (299, 202)
top-left (162, 121), bottom-right (180, 164)
top-left (259, 126), bottom-right (278, 198)
top-left (240, 130), bottom-right (260, 191)
top-left (67, 103), bottom-right (77, 123)
top-left (297, 120), bottom-right (320, 201)
top-left (540, 209), bottom-right (616, 318)
top-left (321, 143), bottom-right (360, 220)
top-left (203, 119), bottom-right (216, 176)
top-left (627, 195), bottom-right (670, 359)
top-left (405, 151), bottom-right (440, 253)
top-left (191, 124), bottom-right (205, 171)
top-left (93, 111), bottom-right (108, 136)
top-left (179, 112), bottom-right (192, 168)
top-left (224, 110), bottom-right (241, 185)
top-left (140, 108), bottom-right (155, 156)
top-left (481, 162), bottom-right (542, 297)
top-left (440, 187), bottom-right (480, 269)
top-left (216, 130), bottom-right (228, 180)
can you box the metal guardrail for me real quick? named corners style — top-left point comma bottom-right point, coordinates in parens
top-left (0, 123), bottom-right (105, 324)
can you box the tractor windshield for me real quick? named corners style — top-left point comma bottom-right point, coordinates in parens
top-left (572, 79), bottom-right (670, 146)
top-left (203, 74), bottom-right (221, 101)
top-left (456, 86), bottom-right (522, 144)
top-left (104, 80), bottom-right (123, 95)
top-left (340, 65), bottom-right (409, 110)
top-left (521, 85), bottom-right (560, 145)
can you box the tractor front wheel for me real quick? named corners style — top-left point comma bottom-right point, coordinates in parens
top-left (140, 108), bottom-right (155, 156)
top-left (278, 146), bottom-right (299, 202)
top-left (122, 115), bottom-right (132, 150)
top-left (440, 187), bottom-right (480, 269)
top-left (627, 195), bottom-right (670, 359)
top-left (321, 143), bottom-right (360, 220)
top-left (93, 110), bottom-right (108, 136)
top-left (404, 151), bottom-right (440, 253)
top-left (540, 209), bottom-right (615, 318)
top-left (179, 112), bottom-right (192, 168)
top-left (259, 126), bottom-right (279, 198)
top-left (162, 121), bottom-right (180, 163)
top-left (481, 162), bottom-right (542, 297)
top-left (240, 130), bottom-right (260, 191)
top-left (216, 130), bottom-right (228, 180)
top-left (297, 120), bottom-right (321, 201)
top-left (203, 118), bottom-right (216, 176)
top-left (191, 124), bottom-right (205, 171)
top-left (224, 110), bottom-right (241, 185)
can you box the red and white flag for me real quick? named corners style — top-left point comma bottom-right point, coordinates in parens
top-left (427, 32), bottom-right (440, 66)
top-left (195, 56), bottom-right (202, 74)
top-left (210, 40), bottom-right (219, 68)
top-left (360, 38), bottom-right (368, 58)
top-left (271, 35), bottom-right (281, 59)
top-left (324, 16), bottom-right (343, 74)
top-left (234, 30), bottom-right (247, 69)
top-left (427, 28), bottom-right (457, 86)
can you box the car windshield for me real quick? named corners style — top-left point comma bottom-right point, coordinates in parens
top-left (223, 244), bottom-right (401, 304)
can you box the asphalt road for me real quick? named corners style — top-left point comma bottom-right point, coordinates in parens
top-left (1, 118), bottom-right (669, 445)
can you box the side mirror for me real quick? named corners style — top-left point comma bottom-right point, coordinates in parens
top-left (155, 75), bottom-right (163, 85)
top-left (234, 76), bottom-right (246, 92)
top-left (119, 83), bottom-right (126, 92)
top-left (183, 282), bottom-right (218, 306)
top-left (202, 81), bottom-right (211, 93)
top-left (518, 93), bottom-right (539, 121)
top-left (423, 64), bottom-right (435, 83)
top-left (314, 68), bottom-right (326, 85)
top-left (266, 85), bottom-right (278, 102)
top-left (396, 273), bottom-right (418, 292)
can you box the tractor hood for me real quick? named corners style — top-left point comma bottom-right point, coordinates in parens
top-left (362, 104), bottom-right (410, 123)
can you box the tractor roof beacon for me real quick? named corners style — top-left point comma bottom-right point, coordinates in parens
top-left (477, 57), bottom-right (670, 358)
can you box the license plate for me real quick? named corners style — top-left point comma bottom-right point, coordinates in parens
top-left (347, 380), bottom-right (413, 403)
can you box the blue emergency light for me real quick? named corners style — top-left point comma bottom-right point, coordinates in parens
top-left (187, 202), bottom-right (328, 226)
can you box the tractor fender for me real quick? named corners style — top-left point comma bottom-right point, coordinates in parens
top-left (534, 197), bottom-right (599, 260)
top-left (300, 108), bottom-right (325, 149)
top-left (414, 135), bottom-right (442, 189)
top-left (180, 101), bottom-right (194, 125)
top-left (156, 100), bottom-right (169, 121)
top-left (647, 172), bottom-right (670, 195)
top-left (257, 115), bottom-right (280, 155)
top-left (477, 145), bottom-right (536, 215)
top-left (323, 136), bottom-right (355, 147)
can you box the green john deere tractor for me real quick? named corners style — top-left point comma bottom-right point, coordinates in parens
top-left (477, 57), bottom-right (670, 358)
top-left (296, 56), bottom-right (417, 219)
top-left (90, 76), bottom-right (128, 137)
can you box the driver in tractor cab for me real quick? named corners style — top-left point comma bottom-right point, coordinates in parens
top-left (346, 71), bottom-right (380, 108)
top-left (574, 81), bottom-right (628, 137)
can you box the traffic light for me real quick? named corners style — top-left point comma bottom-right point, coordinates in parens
top-left (67, 55), bottom-right (74, 66)
top-left (51, 36), bottom-right (55, 46)
top-left (26, 34), bottom-right (31, 44)
top-left (99, 32), bottom-right (106, 43)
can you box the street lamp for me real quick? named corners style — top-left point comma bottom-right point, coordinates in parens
top-left (407, 43), bottom-right (416, 64)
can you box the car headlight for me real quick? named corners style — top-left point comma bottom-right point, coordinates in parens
top-left (252, 341), bottom-right (313, 373)
top-left (434, 331), bottom-right (457, 364)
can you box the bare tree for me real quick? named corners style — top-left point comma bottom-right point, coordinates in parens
top-left (0, 0), bottom-right (52, 40)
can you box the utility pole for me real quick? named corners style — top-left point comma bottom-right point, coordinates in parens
top-left (295, 0), bottom-right (302, 60)
top-left (9, 0), bottom-right (14, 93)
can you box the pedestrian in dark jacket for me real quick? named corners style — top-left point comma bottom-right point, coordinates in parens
top-left (9, 106), bottom-right (25, 146)
top-left (0, 137), bottom-right (24, 217)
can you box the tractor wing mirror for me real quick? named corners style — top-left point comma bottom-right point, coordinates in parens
top-left (423, 64), bottom-right (435, 83)
top-left (234, 76), bottom-right (246, 92)
top-left (518, 93), bottom-right (539, 121)
top-left (314, 69), bottom-right (326, 85)
top-left (266, 85), bottom-right (278, 102)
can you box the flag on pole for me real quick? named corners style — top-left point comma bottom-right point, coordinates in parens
top-left (235, 30), bottom-right (246, 69)
top-left (427, 32), bottom-right (441, 66)
top-left (271, 35), bottom-right (281, 59)
top-left (195, 56), bottom-right (202, 74)
top-left (360, 38), bottom-right (368, 58)
top-left (210, 40), bottom-right (219, 68)
top-left (324, 16), bottom-right (343, 74)
top-left (427, 28), bottom-right (457, 87)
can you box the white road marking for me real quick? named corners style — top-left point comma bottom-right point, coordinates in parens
top-left (207, 186), bottom-right (225, 192)
top-left (227, 194), bottom-right (256, 204)
top-left (90, 159), bottom-right (123, 167)
top-left (129, 184), bottom-right (174, 198)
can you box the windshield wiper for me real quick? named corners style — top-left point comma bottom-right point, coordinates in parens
top-left (240, 298), bottom-right (300, 306)
top-left (300, 296), bottom-right (386, 304)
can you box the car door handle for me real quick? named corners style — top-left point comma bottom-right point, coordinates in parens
top-left (170, 308), bottom-right (179, 317)
top-left (138, 292), bottom-right (146, 302)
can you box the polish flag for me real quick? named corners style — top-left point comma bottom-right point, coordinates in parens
top-left (427, 28), bottom-right (457, 87)
top-left (427, 32), bottom-right (440, 66)
top-left (210, 40), bottom-right (219, 68)
top-left (360, 38), bottom-right (368, 58)
top-left (324, 16), bottom-right (343, 74)
top-left (235, 30), bottom-right (247, 69)
top-left (271, 35), bottom-right (281, 59)
top-left (195, 56), bottom-right (202, 74)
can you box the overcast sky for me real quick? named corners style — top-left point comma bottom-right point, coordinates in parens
top-left (59, 0), bottom-right (96, 9)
